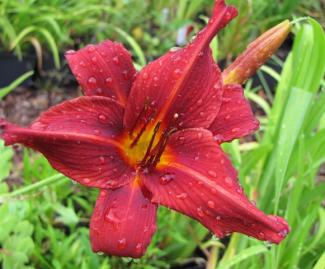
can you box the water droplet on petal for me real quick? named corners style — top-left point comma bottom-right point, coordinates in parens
top-left (83, 178), bottom-right (91, 184)
top-left (216, 215), bottom-right (221, 220)
top-left (98, 114), bottom-right (108, 123)
top-left (197, 207), bottom-right (204, 217)
top-left (99, 156), bottom-right (105, 164)
top-left (176, 193), bottom-right (188, 199)
top-left (170, 47), bottom-right (180, 52)
top-left (105, 77), bottom-right (113, 86)
top-left (122, 70), bottom-right (128, 79)
top-left (213, 134), bottom-right (224, 142)
top-left (208, 170), bottom-right (217, 177)
top-left (143, 72), bottom-right (149, 79)
top-left (197, 132), bottom-right (203, 139)
top-left (79, 61), bottom-right (86, 67)
top-left (159, 173), bottom-right (175, 185)
top-left (65, 49), bottom-right (76, 55)
top-left (87, 45), bottom-right (96, 52)
top-left (135, 243), bottom-right (142, 253)
top-left (117, 238), bottom-right (126, 250)
top-left (174, 68), bottom-right (182, 76)
top-left (113, 56), bottom-right (119, 64)
top-left (173, 113), bottom-right (179, 119)
top-left (258, 232), bottom-right (265, 239)
top-left (178, 136), bottom-right (185, 142)
top-left (225, 177), bottom-right (232, 185)
top-left (197, 99), bottom-right (203, 105)
top-left (91, 56), bottom-right (98, 63)
top-left (88, 77), bottom-right (97, 86)
top-left (237, 187), bottom-right (243, 194)
top-left (207, 201), bottom-right (215, 209)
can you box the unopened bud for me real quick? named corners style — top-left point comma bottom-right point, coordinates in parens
top-left (223, 20), bottom-right (291, 85)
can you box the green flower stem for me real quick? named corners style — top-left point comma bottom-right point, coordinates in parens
top-left (0, 174), bottom-right (67, 203)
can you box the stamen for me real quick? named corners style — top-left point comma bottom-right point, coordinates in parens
top-left (141, 127), bottom-right (177, 169)
top-left (130, 110), bottom-right (156, 148)
top-left (129, 97), bottom-right (152, 137)
top-left (140, 122), bottom-right (161, 166)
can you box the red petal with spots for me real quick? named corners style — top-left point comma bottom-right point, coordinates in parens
top-left (66, 40), bottom-right (136, 106)
top-left (143, 129), bottom-right (289, 243)
top-left (0, 97), bottom-right (133, 189)
top-left (124, 0), bottom-right (237, 133)
top-left (209, 84), bottom-right (259, 143)
top-left (90, 183), bottom-right (157, 258)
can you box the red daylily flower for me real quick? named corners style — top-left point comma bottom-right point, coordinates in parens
top-left (0, 0), bottom-right (290, 258)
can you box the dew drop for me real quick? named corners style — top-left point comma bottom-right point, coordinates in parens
top-left (79, 61), bottom-right (86, 67)
top-left (213, 134), bottom-right (224, 142)
top-left (87, 45), bottom-right (96, 52)
top-left (83, 178), bottom-right (91, 184)
top-left (159, 173), bottom-right (175, 185)
top-left (88, 77), bottom-right (97, 86)
top-left (113, 56), bottom-right (119, 64)
top-left (170, 47), bottom-right (181, 52)
top-left (197, 207), bottom-right (204, 217)
top-left (176, 193), bottom-right (188, 199)
top-left (91, 56), bottom-right (98, 63)
top-left (231, 128), bottom-right (240, 133)
top-left (197, 99), bottom-right (203, 105)
top-left (98, 114), bottom-right (108, 123)
top-left (197, 132), bottom-right (203, 139)
top-left (143, 72), bottom-right (149, 79)
top-left (258, 232), bottom-right (265, 239)
top-left (225, 11), bottom-right (232, 20)
top-left (208, 170), bottom-right (217, 177)
top-left (117, 238), bottom-right (127, 250)
top-left (65, 49), bottom-right (76, 55)
top-left (96, 88), bottom-right (103, 94)
top-left (278, 230), bottom-right (288, 238)
top-left (174, 68), bottom-right (182, 76)
top-left (173, 113), bottom-right (179, 119)
top-left (216, 215), bottom-right (221, 220)
top-left (135, 243), bottom-right (142, 253)
top-left (99, 156), bottom-right (105, 164)
top-left (122, 70), bottom-right (128, 79)
top-left (207, 201), bottom-right (215, 209)
top-left (225, 177), bottom-right (232, 185)
top-left (105, 77), bottom-right (113, 85)
top-left (237, 187), bottom-right (243, 194)
top-left (178, 136), bottom-right (185, 142)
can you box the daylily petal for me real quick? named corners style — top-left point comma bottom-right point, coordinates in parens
top-left (124, 0), bottom-right (237, 132)
top-left (90, 181), bottom-right (157, 258)
top-left (0, 97), bottom-right (133, 189)
top-left (209, 84), bottom-right (259, 143)
top-left (143, 129), bottom-right (289, 243)
top-left (66, 40), bottom-right (136, 106)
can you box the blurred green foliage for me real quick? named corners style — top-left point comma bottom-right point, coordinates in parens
top-left (0, 0), bottom-right (323, 67)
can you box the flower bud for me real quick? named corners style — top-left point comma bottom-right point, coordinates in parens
top-left (223, 20), bottom-right (291, 85)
